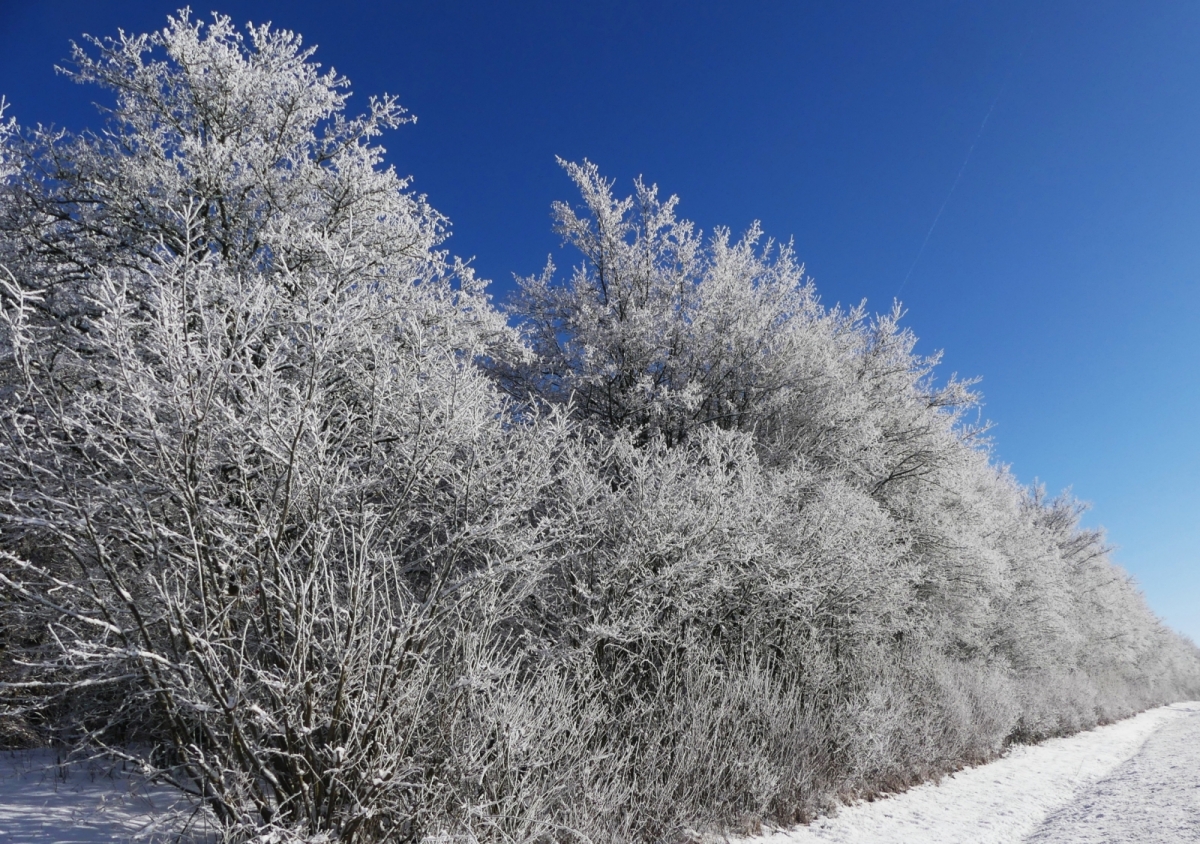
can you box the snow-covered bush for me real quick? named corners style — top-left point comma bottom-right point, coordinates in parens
top-left (0, 11), bottom-right (567, 841)
top-left (0, 238), bottom-right (583, 838)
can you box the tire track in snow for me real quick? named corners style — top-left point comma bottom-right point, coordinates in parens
top-left (1022, 701), bottom-right (1200, 843)
top-left (746, 702), bottom-right (1199, 844)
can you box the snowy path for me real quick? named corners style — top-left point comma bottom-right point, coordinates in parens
top-left (746, 701), bottom-right (1200, 844)
top-left (1024, 703), bottom-right (1200, 843)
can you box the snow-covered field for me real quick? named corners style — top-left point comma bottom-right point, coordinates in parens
top-left (746, 700), bottom-right (1200, 844)
top-left (2, 702), bottom-right (1197, 843)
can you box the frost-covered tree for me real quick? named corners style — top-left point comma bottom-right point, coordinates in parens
top-left (501, 158), bottom-right (836, 447)
top-left (0, 246), bottom-right (576, 838)
top-left (502, 158), bottom-right (1200, 821)
top-left (0, 11), bottom-right (562, 842)
top-left (3, 11), bottom-right (1199, 844)
top-left (3, 10), bottom-right (506, 349)
top-left (503, 160), bottom-right (982, 494)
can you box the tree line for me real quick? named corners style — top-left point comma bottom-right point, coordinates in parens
top-left (1, 11), bottom-right (1197, 843)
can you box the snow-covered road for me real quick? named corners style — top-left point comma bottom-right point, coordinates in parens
top-left (749, 701), bottom-right (1200, 844)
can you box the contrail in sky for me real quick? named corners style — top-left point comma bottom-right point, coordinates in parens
top-left (895, 92), bottom-right (1004, 299)
top-left (896, 38), bottom-right (1029, 300)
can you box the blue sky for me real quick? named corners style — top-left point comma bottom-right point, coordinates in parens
top-left (2, 1), bottom-right (1197, 643)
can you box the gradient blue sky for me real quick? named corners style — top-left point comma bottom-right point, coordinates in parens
top-left (2, 1), bottom-right (1197, 642)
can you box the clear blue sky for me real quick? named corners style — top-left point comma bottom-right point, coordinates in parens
top-left (2, 1), bottom-right (1197, 643)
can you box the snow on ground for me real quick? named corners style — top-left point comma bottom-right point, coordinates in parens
top-left (2, 703), bottom-right (1197, 843)
top-left (1024, 702), bottom-right (1200, 843)
top-left (745, 701), bottom-right (1200, 844)
top-left (0, 750), bottom-right (215, 843)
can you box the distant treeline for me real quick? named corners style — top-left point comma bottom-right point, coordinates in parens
top-left (1, 11), bottom-right (1197, 844)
